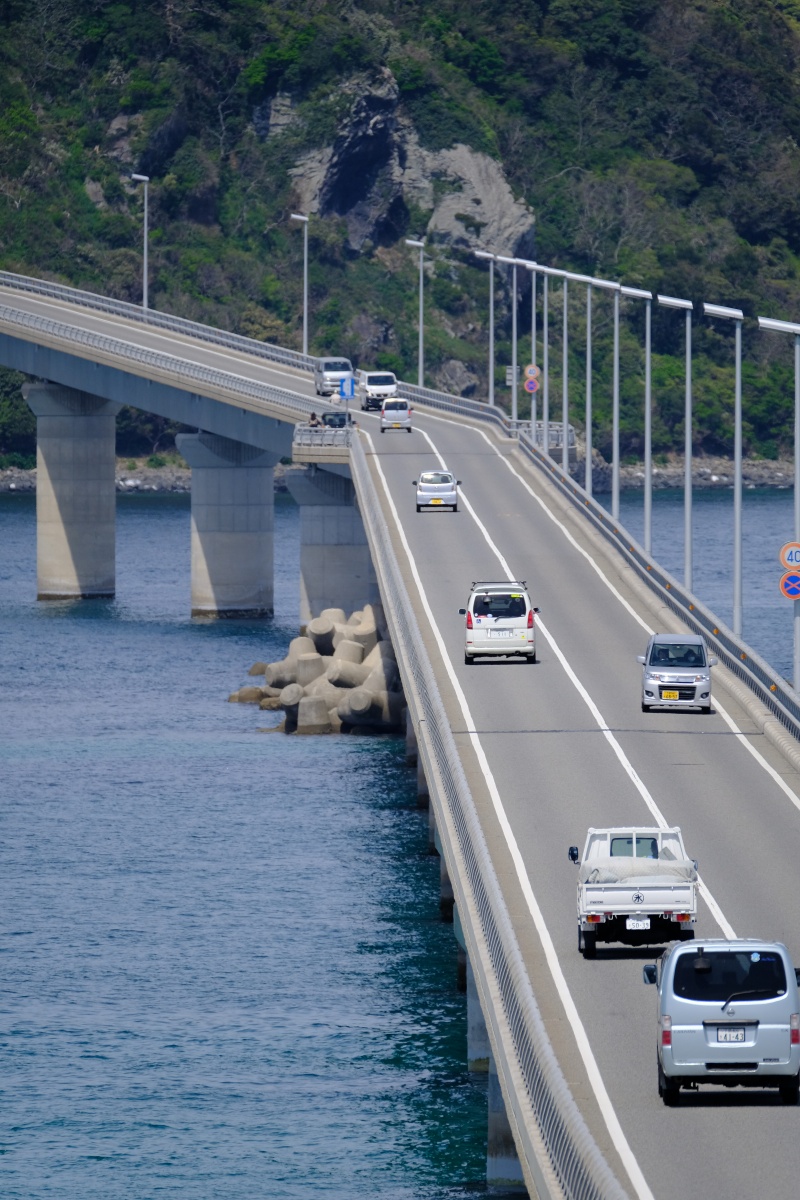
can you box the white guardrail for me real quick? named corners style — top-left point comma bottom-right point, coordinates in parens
top-left (351, 434), bottom-right (629, 1200)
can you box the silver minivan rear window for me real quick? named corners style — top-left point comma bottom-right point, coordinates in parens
top-left (471, 593), bottom-right (527, 618)
top-left (673, 949), bottom-right (786, 1003)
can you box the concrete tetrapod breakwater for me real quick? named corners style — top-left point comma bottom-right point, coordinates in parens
top-left (230, 603), bottom-right (406, 735)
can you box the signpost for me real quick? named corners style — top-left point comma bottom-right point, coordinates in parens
top-left (778, 542), bottom-right (800, 689)
top-left (505, 366), bottom-right (518, 387)
top-left (339, 375), bottom-right (355, 425)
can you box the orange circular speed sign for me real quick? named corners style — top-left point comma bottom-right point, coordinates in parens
top-left (780, 541), bottom-right (800, 569)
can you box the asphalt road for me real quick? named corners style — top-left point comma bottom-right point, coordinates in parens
top-left (6, 286), bottom-right (800, 1198)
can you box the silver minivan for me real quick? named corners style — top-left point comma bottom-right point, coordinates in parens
top-left (637, 632), bottom-right (717, 713)
top-left (459, 581), bottom-right (538, 664)
top-left (313, 357), bottom-right (354, 397)
top-left (644, 939), bottom-right (800, 1105)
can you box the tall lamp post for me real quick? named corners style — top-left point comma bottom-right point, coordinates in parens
top-left (758, 315), bottom-right (800, 688)
top-left (406, 238), bottom-right (425, 387)
top-left (497, 255), bottom-right (521, 423)
top-left (131, 173), bottom-right (149, 311)
top-left (658, 295), bottom-right (694, 589)
top-left (704, 303), bottom-right (745, 637)
top-left (475, 250), bottom-right (496, 406)
top-left (290, 213), bottom-right (309, 356)
top-left (621, 287), bottom-right (653, 552)
top-left (528, 264), bottom-right (538, 441)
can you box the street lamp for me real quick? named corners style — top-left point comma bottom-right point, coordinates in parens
top-left (497, 255), bottom-right (521, 424)
top-left (585, 281), bottom-right (593, 497)
top-left (290, 213), bottom-right (309, 356)
top-left (528, 264), bottom-right (538, 442)
top-left (705, 302), bottom-right (745, 637)
top-left (475, 250), bottom-right (496, 406)
top-left (758, 315), bottom-right (800, 687)
top-left (658, 295), bottom-right (694, 590)
top-left (406, 238), bottom-right (425, 388)
top-left (622, 287), bottom-right (653, 552)
top-left (131, 173), bottom-right (149, 310)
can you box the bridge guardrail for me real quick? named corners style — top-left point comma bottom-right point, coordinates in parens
top-left (293, 426), bottom-right (353, 449)
top-left (516, 430), bottom-right (800, 741)
top-left (0, 270), bottom-right (316, 372)
top-left (351, 433), bottom-right (629, 1200)
top-left (0, 302), bottom-right (325, 422)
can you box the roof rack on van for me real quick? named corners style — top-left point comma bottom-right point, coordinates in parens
top-left (470, 580), bottom-right (527, 589)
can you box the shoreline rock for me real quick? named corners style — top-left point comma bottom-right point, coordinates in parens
top-left (0, 459), bottom-right (293, 494)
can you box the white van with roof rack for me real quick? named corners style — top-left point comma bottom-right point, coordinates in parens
top-left (459, 581), bottom-right (538, 665)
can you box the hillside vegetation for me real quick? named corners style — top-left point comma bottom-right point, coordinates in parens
top-left (3, 0), bottom-right (800, 463)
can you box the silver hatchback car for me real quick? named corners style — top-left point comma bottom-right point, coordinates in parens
top-left (644, 939), bottom-right (800, 1105)
top-left (459, 581), bottom-right (538, 665)
top-left (413, 470), bottom-right (460, 512)
top-left (637, 633), bottom-right (717, 713)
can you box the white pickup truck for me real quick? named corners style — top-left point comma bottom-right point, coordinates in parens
top-left (568, 826), bottom-right (698, 959)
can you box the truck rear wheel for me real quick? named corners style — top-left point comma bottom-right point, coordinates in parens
top-left (658, 1062), bottom-right (679, 1106)
top-left (779, 1075), bottom-right (799, 1105)
top-left (580, 930), bottom-right (597, 959)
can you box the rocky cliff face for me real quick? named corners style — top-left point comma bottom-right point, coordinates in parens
top-left (280, 70), bottom-right (534, 258)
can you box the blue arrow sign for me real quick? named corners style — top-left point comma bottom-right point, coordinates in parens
top-left (339, 376), bottom-right (355, 399)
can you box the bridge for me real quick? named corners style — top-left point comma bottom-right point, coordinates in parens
top-left (3, 273), bottom-right (800, 1199)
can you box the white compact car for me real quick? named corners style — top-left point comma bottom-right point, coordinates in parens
top-left (459, 581), bottom-right (538, 664)
top-left (413, 471), bottom-right (460, 511)
top-left (637, 632), bottom-right (717, 713)
top-left (380, 398), bottom-right (412, 432)
top-left (644, 939), bottom-right (800, 1105)
top-left (313, 357), bottom-right (354, 397)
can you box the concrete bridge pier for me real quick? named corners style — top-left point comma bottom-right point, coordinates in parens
top-left (488, 1053), bottom-right (526, 1192)
top-left (177, 432), bottom-right (278, 618)
top-left (24, 381), bottom-right (120, 600)
top-left (285, 466), bottom-right (378, 622)
top-left (466, 956), bottom-right (490, 1070)
top-left (440, 856), bottom-right (454, 921)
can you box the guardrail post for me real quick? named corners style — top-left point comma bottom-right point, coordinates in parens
top-left (487, 1053), bottom-right (526, 1191)
top-left (23, 381), bottom-right (120, 600)
top-left (284, 466), bottom-right (378, 621)
top-left (176, 432), bottom-right (279, 618)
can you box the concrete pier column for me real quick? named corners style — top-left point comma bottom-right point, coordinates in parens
top-left (487, 1053), bottom-right (526, 1191)
top-left (440, 855), bottom-right (454, 921)
top-left (176, 432), bottom-right (278, 618)
top-left (285, 466), bottom-right (379, 622)
top-left (467, 956), bottom-right (490, 1071)
top-left (405, 710), bottom-right (418, 765)
top-left (24, 381), bottom-right (120, 600)
top-left (428, 804), bottom-right (436, 853)
top-left (416, 757), bottom-right (429, 807)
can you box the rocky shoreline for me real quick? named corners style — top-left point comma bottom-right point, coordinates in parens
top-left (0, 459), bottom-right (293, 494)
top-left (0, 454), bottom-right (795, 494)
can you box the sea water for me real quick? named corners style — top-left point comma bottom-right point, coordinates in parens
top-left (0, 493), bottom-right (487, 1199)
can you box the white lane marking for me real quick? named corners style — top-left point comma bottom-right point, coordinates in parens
top-left (416, 431), bottom-right (736, 940)
top-left (420, 411), bottom-right (800, 818)
top-left (0, 292), bottom-right (313, 391)
top-left (365, 430), bottom-right (656, 1200)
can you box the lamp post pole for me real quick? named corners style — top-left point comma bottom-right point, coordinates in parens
top-left (132, 173), bottom-right (150, 310)
top-left (290, 213), bottom-right (309, 356)
top-left (706, 303), bottom-right (745, 637)
top-left (475, 250), bottom-right (496, 406)
top-left (659, 296), bottom-right (694, 589)
top-left (612, 287), bottom-right (621, 521)
top-left (585, 283), bottom-right (593, 497)
top-left (497, 255), bottom-right (521, 423)
top-left (758, 315), bottom-right (800, 687)
top-left (543, 273), bottom-right (549, 459)
top-left (622, 287), bottom-right (653, 551)
top-left (406, 238), bottom-right (425, 387)
top-left (528, 264), bottom-right (538, 442)
top-left (562, 277), bottom-right (569, 473)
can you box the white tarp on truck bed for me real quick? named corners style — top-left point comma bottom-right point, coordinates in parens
top-left (580, 857), bottom-right (698, 885)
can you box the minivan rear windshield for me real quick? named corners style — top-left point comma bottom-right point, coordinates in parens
top-left (471, 593), bottom-right (527, 618)
top-left (384, 400), bottom-right (407, 411)
top-left (369, 374), bottom-right (396, 385)
top-left (673, 950), bottom-right (786, 1003)
top-left (649, 642), bottom-right (706, 667)
top-left (323, 361), bottom-right (351, 372)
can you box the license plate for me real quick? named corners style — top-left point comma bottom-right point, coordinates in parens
top-left (392, 422), bottom-right (401, 427)
top-left (489, 630), bottom-right (513, 638)
top-left (662, 689), bottom-right (679, 700)
top-left (717, 1027), bottom-right (745, 1043)
top-left (430, 498), bottom-right (443, 504)
top-left (626, 917), bottom-right (651, 930)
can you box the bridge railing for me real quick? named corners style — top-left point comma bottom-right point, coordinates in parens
top-left (292, 426), bottom-right (353, 449)
top-left (0, 302), bottom-right (325, 422)
top-left (351, 433), bottom-right (629, 1200)
top-left (516, 430), bottom-right (800, 741)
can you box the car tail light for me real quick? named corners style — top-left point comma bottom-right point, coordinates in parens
top-left (675, 913), bottom-right (691, 923)
top-left (661, 1015), bottom-right (672, 1047)
top-left (527, 607), bottom-right (534, 628)
top-left (586, 914), bottom-right (601, 923)
top-left (791, 1014), bottom-right (800, 1045)
top-left (466, 610), bottom-right (473, 629)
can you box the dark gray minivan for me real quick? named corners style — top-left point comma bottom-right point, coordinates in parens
top-left (644, 938), bottom-right (800, 1105)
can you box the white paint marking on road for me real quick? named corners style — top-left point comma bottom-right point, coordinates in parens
top-left (416, 430), bottom-right (736, 941)
top-left (366, 429), bottom-right (656, 1200)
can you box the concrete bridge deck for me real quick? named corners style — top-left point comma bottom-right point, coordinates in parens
top-left (4, 278), bottom-right (800, 1198)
